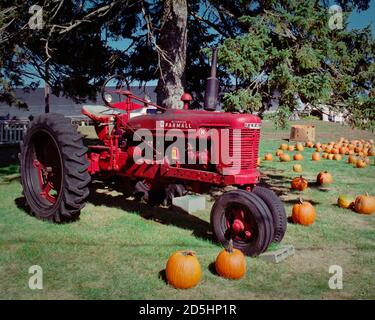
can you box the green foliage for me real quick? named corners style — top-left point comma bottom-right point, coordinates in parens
top-left (218, 1), bottom-right (375, 129)
top-left (223, 89), bottom-right (262, 112)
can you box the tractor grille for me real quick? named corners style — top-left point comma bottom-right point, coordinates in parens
top-left (229, 128), bottom-right (260, 170)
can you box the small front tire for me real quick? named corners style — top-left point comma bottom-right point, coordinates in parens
top-left (210, 190), bottom-right (274, 256)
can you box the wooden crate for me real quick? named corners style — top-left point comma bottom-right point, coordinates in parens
top-left (290, 125), bottom-right (315, 142)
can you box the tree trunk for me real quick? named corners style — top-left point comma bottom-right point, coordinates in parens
top-left (155, 0), bottom-right (187, 109)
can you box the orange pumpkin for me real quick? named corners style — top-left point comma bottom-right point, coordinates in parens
top-left (355, 146), bottom-right (363, 154)
top-left (296, 143), bottom-right (304, 151)
top-left (293, 164), bottom-right (303, 172)
top-left (339, 147), bottom-right (347, 155)
top-left (280, 143), bottom-right (288, 150)
top-left (356, 159), bottom-right (366, 168)
top-left (166, 251), bottom-right (202, 289)
top-left (333, 154), bottom-right (342, 161)
top-left (312, 152), bottom-right (321, 161)
top-left (291, 176), bottom-right (308, 191)
top-left (215, 240), bottom-right (246, 280)
top-left (279, 153), bottom-right (291, 162)
top-left (337, 194), bottom-right (355, 209)
top-left (288, 145), bottom-right (295, 152)
top-left (348, 155), bottom-right (357, 164)
top-left (275, 149), bottom-right (284, 156)
top-left (292, 199), bottom-right (316, 226)
top-left (317, 171), bottom-right (333, 185)
top-left (354, 194), bottom-right (375, 215)
top-left (305, 141), bottom-right (314, 148)
top-left (264, 153), bottom-right (273, 161)
top-left (293, 153), bottom-right (304, 161)
top-left (328, 154), bottom-right (335, 160)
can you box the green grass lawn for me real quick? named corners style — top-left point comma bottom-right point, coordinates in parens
top-left (0, 121), bottom-right (374, 299)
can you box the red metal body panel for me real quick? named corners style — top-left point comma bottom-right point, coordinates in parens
top-left (83, 91), bottom-right (262, 189)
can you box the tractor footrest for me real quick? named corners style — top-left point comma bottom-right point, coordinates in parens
top-left (259, 245), bottom-right (295, 264)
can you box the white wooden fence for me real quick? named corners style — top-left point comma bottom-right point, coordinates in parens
top-left (0, 120), bottom-right (29, 145)
top-left (0, 117), bottom-right (93, 145)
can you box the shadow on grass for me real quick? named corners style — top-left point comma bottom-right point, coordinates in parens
top-left (14, 196), bottom-right (32, 217)
top-left (287, 216), bottom-right (295, 224)
top-left (282, 198), bottom-right (321, 206)
top-left (158, 269), bottom-right (168, 284)
top-left (14, 196), bottom-right (82, 223)
top-left (208, 262), bottom-right (218, 276)
top-left (86, 181), bottom-right (212, 242)
top-left (257, 172), bottom-right (291, 197)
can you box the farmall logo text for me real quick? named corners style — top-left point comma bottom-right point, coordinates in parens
top-left (157, 120), bottom-right (192, 129)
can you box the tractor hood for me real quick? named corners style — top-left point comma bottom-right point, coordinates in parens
top-left (126, 109), bottom-right (261, 131)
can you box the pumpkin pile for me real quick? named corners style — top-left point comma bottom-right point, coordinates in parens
top-left (303, 137), bottom-right (374, 168)
top-left (337, 193), bottom-right (375, 215)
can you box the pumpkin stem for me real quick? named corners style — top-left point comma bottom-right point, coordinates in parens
top-left (299, 197), bottom-right (303, 204)
top-left (226, 239), bottom-right (234, 253)
top-left (182, 250), bottom-right (195, 257)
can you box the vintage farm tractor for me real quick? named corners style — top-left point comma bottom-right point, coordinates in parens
top-left (19, 48), bottom-right (286, 256)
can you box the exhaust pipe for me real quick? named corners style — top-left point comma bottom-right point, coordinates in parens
top-left (204, 47), bottom-right (219, 111)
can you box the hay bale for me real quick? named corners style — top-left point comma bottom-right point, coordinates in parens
top-left (290, 125), bottom-right (315, 142)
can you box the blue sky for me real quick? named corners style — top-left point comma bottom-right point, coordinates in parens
top-left (347, 0), bottom-right (375, 34)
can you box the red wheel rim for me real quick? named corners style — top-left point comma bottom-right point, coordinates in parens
top-left (224, 205), bottom-right (254, 242)
top-left (26, 129), bottom-right (63, 207)
top-left (33, 159), bottom-right (57, 204)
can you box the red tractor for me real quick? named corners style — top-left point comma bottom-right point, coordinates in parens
top-left (19, 48), bottom-right (286, 256)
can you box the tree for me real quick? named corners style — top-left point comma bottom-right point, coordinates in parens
top-left (1, 0), bottom-right (374, 130)
top-left (214, 0), bottom-right (374, 129)
top-left (155, 0), bottom-right (187, 109)
top-left (0, 0), bottom-right (132, 112)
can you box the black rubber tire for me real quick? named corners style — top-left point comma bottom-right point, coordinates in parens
top-left (252, 186), bottom-right (287, 243)
top-left (20, 113), bottom-right (90, 222)
top-left (210, 189), bottom-right (274, 256)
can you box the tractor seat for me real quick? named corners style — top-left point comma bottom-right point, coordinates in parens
top-left (81, 105), bottom-right (125, 122)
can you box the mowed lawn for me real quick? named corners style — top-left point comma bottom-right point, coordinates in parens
top-left (0, 120), bottom-right (374, 299)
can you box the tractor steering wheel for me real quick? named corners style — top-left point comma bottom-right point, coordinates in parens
top-left (101, 74), bottom-right (131, 108)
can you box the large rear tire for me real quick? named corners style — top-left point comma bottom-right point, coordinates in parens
top-left (252, 186), bottom-right (287, 243)
top-left (210, 190), bottom-right (274, 256)
top-left (20, 113), bottom-right (90, 222)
